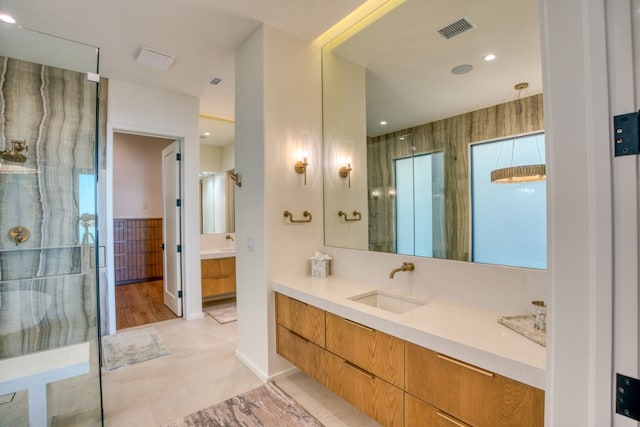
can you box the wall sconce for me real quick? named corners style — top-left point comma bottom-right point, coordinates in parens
top-left (294, 157), bottom-right (308, 185)
top-left (338, 161), bottom-right (352, 188)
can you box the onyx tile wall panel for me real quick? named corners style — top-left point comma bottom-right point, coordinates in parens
top-left (114, 218), bottom-right (164, 284)
top-left (0, 56), bottom-right (99, 356)
top-left (367, 94), bottom-right (544, 260)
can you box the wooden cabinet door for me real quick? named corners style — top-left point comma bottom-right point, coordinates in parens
top-left (276, 325), bottom-right (327, 386)
top-left (201, 257), bottom-right (235, 277)
top-left (326, 351), bottom-right (403, 427)
top-left (406, 394), bottom-right (472, 427)
top-left (275, 293), bottom-right (325, 347)
top-left (201, 258), bottom-right (236, 298)
top-left (325, 312), bottom-right (404, 388)
top-left (405, 342), bottom-right (544, 427)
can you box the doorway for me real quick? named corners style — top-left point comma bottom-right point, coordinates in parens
top-left (112, 132), bottom-right (180, 329)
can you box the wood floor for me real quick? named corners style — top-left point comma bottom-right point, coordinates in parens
top-left (115, 280), bottom-right (178, 329)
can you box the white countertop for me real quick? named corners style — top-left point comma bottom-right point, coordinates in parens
top-left (200, 248), bottom-right (236, 259)
top-left (272, 275), bottom-right (546, 390)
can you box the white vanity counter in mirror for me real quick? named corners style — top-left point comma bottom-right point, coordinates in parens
top-left (200, 248), bottom-right (236, 259)
top-left (273, 275), bottom-right (545, 390)
top-left (200, 233), bottom-right (235, 259)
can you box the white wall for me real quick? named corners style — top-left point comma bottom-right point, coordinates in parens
top-left (199, 144), bottom-right (222, 173)
top-left (322, 49), bottom-right (369, 250)
top-left (107, 80), bottom-right (202, 330)
top-left (221, 144), bottom-right (235, 172)
top-left (235, 24), bottom-right (324, 380)
top-left (540, 0), bottom-right (614, 425)
top-left (113, 133), bottom-right (173, 218)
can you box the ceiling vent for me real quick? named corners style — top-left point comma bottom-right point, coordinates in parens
top-left (135, 47), bottom-right (175, 70)
top-left (209, 77), bottom-right (222, 86)
top-left (437, 17), bottom-right (476, 40)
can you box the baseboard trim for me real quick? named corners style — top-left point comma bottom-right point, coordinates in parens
top-left (235, 350), bottom-right (269, 382)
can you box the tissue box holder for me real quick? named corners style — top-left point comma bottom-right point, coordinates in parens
top-left (310, 258), bottom-right (331, 278)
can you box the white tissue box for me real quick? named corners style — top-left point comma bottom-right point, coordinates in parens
top-left (310, 258), bottom-right (331, 278)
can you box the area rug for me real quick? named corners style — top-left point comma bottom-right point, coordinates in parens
top-left (206, 304), bottom-right (237, 324)
top-left (101, 326), bottom-right (170, 371)
top-left (164, 382), bottom-right (324, 427)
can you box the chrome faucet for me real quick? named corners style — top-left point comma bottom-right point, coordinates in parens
top-left (389, 262), bottom-right (415, 279)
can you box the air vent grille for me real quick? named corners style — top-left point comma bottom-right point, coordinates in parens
top-left (209, 77), bottom-right (222, 86)
top-left (437, 17), bottom-right (476, 39)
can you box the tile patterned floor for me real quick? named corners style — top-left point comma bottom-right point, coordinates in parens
top-left (101, 314), bottom-right (380, 426)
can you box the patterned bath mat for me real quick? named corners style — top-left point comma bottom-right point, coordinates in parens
top-left (164, 382), bottom-right (323, 427)
top-left (101, 326), bottom-right (169, 370)
top-left (206, 304), bottom-right (237, 324)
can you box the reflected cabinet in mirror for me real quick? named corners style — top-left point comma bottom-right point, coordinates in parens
top-left (322, 0), bottom-right (546, 269)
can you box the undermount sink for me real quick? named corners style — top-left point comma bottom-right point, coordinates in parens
top-left (349, 290), bottom-right (427, 314)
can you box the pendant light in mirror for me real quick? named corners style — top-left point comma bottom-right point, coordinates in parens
top-left (490, 83), bottom-right (546, 184)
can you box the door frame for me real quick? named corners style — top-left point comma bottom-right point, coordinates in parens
top-left (105, 124), bottom-right (186, 333)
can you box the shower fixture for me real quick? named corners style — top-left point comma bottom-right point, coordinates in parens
top-left (0, 139), bottom-right (28, 163)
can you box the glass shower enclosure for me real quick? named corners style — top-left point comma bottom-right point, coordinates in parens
top-left (0, 23), bottom-right (103, 426)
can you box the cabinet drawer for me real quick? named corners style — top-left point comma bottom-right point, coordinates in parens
top-left (405, 394), bottom-right (471, 427)
top-left (405, 342), bottom-right (544, 427)
top-left (201, 257), bottom-right (235, 277)
top-left (325, 312), bottom-right (404, 388)
top-left (276, 325), bottom-right (327, 386)
top-left (202, 275), bottom-right (236, 297)
top-left (326, 351), bottom-right (403, 427)
top-left (275, 293), bottom-right (325, 347)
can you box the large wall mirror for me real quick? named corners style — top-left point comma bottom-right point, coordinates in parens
top-left (199, 115), bottom-right (236, 234)
top-left (322, 0), bottom-right (546, 269)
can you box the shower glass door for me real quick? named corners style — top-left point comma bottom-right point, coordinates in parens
top-left (0, 23), bottom-right (102, 426)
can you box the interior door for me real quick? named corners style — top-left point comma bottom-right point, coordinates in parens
top-left (162, 141), bottom-right (182, 317)
top-left (610, 0), bottom-right (640, 425)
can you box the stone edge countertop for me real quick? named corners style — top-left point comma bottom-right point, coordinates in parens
top-left (200, 248), bottom-right (236, 259)
top-left (273, 275), bottom-right (545, 390)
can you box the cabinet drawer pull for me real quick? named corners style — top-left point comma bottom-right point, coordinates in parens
top-left (344, 360), bottom-right (375, 379)
top-left (436, 354), bottom-right (494, 377)
top-left (436, 411), bottom-right (468, 427)
top-left (288, 330), bottom-right (309, 343)
top-left (344, 318), bottom-right (374, 332)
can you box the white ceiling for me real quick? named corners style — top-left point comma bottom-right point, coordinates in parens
top-left (332, 0), bottom-right (542, 137)
top-left (2, 0), bottom-right (543, 144)
top-left (1, 0), bottom-right (366, 122)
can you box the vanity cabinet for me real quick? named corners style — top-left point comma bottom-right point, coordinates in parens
top-left (275, 293), bottom-right (325, 347)
top-left (201, 257), bottom-right (236, 298)
top-left (405, 394), bottom-right (472, 427)
top-left (274, 292), bottom-right (544, 427)
top-left (405, 342), bottom-right (544, 427)
top-left (275, 293), bottom-right (327, 385)
top-left (325, 312), bottom-right (404, 388)
top-left (326, 351), bottom-right (404, 427)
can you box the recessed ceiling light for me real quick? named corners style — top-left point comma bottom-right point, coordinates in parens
top-left (451, 64), bottom-right (473, 75)
top-left (484, 53), bottom-right (496, 61)
top-left (0, 14), bottom-right (16, 24)
top-left (380, 121), bottom-right (387, 126)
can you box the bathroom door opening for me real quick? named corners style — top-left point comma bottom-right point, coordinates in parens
top-left (110, 132), bottom-right (182, 329)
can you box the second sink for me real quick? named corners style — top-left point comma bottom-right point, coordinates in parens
top-left (349, 290), bottom-right (427, 314)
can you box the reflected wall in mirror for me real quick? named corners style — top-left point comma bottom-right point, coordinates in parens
top-left (322, 0), bottom-right (546, 268)
top-left (199, 115), bottom-right (235, 234)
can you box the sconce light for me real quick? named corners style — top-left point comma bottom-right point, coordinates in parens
top-left (338, 161), bottom-right (352, 188)
top-left (294, 157), bottom-right (308, 185)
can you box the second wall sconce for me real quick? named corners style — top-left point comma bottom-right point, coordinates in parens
top-left (294, 157), bottom-right (308, 185)
top-left (338, 162), bottom-right (352, 188)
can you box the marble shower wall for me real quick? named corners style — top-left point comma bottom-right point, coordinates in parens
top-left (367, 94), bottom-right (544, 260)
top-left (0, 56), bottom-right (99, 358)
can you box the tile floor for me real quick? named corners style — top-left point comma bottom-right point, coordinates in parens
top-left (101, 310), bottom-right (380, 426)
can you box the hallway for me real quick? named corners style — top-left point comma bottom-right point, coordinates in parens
top-left (115, 281), bottom-right (178, 329)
